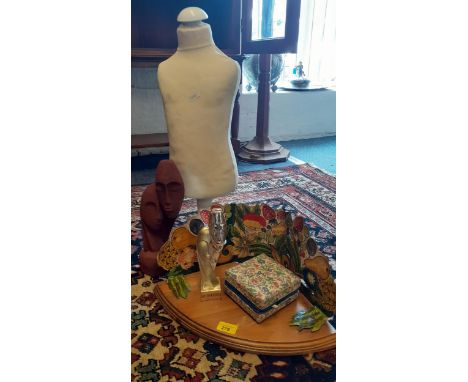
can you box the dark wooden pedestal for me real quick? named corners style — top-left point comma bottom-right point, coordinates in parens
top-left (238, 54), bottom-right (290, 163)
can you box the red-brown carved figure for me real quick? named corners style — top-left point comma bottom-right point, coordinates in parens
top-left (139, 160), bottom-right (185, 277)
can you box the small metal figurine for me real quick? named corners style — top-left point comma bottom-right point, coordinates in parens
top-left (293, 61), bottom-right (306, 78)
top-left (196, 206), bottom-right (226, 301)
top-left (291, 60), bottom-right (310, 87)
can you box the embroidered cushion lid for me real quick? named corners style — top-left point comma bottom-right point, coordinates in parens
top-left (224, 254), bottom-right (301, 310)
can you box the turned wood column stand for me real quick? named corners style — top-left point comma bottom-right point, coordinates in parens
top-left (238, 53), bottom-right (290, 163)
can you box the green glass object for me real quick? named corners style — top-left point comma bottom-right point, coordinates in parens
top-left (289, 306), bottom-right (328, 332)
top-left (167, 266), bottom-right (191, 299)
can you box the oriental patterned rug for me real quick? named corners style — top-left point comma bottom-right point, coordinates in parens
top-left (131, 164), bottom-right (336, 381)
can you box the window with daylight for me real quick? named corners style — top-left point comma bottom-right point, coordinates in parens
top-left (246, 0), bottom-right (336, 87)
top-left (251, 0), bottom-right (288, 40)
top-left (292, 0), bottom-right (336, 85)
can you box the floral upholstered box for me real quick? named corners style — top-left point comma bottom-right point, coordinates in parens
top-left (224, 254), bottom-right (301, 323)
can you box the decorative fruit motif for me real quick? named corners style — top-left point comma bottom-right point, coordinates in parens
top-left (293, 216), bottom-right (304, 232)
top-left (176, 246), bottom-right (197, 270)
top-left (200, 209), bottom-right (210, 225)
top-left (171, 227), bottom-right (197, 250)
top-left (276, 210), bottom-right (286, 221)
top-left (306, 237), bottom-right (318, 256)
top-left (271, 221), bottom-right (287, 236)
top-left (157, 240), bottom-right (179, 270)
top-left (243, 214), bottom-right (267, 229)
top-left (262, 204), bottom-right (276, 220)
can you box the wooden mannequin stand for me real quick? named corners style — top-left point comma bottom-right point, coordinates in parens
top-left (238, 53), bottom-right (290, 163)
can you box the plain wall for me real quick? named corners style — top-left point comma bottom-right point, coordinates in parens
top-left (131, 67), bottom-right (336, 154)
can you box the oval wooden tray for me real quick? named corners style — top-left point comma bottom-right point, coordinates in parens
top-left (154, 263), bottom-right (336, 355)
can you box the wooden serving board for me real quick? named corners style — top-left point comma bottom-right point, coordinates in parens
top-left (154, 263), bottom-right (336, 355)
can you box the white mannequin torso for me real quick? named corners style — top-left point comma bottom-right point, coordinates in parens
top-left (157, 17), bottom-right (240, 206)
